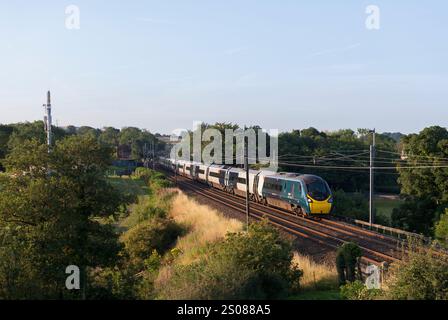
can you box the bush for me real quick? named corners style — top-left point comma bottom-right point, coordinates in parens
top-left (336, 242), bottom-right (362, 285)
top-left (88, 267), bottom-right (138, 300)
top-left (435, 209), bottom-right (448, 247)
top-left (121, 217), bottom-right (183, 269)
top-left (385, 245), bottom-right (448, 300)
top-left (391, 197), bottom-right (439, 236)
top-left (332, 190), bottom-right (368, 220)
top-left (156, 221), bottom-right (302, 300)
top-left (340, 280), bottom-right (383, 300)
top-left (133, 168), bottom-right (171, 191)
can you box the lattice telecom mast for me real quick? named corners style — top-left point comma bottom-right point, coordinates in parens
top-left (43, 91), bottom-right (52, 148)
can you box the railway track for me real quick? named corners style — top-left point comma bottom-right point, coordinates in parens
top-left (168, 173), bottom-right (403, 266)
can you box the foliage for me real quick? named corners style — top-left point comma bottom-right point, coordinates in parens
top-left (340, 280), bottom-right (383, 300)
top-left (332, 190), bottom-right (368, 220)
top-left (278, 128), bottom-right (399, 193)
top-left (435, 209), bottom-right (448, 247)
top-left (391, 197), bottom-right (439, 235)
top-left (157, 221), bottom-right (303, 300)
top-left (133, 168), bottom-right (172, 190)
top-left (0, 135), bottom-right (123, 299)
top-left (336, 242), bottom-right (362, 285)
top-left (398, 126), bottom-right (448, 203)
top-left (394, 126), bottom-right (448, 235)
top-left (121, 217), bottom-right (183, 270)
top-left (385, 244), bottom-right (448, 300)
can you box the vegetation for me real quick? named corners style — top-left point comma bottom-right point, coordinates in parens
top-left (336, 242), bottom-right (362, 286)
top-left (435, 209), bottom-right (448, 247)
top-left (332, 190), bottom-right (368, 219)
top-left (0, 135), bottom-right (123, 299)
top-left (340, 280), bottom-right (382, 300)
top-left (291, 253), bottom-right (338, 292)
top-left (156, 221), bottom-right (303, 300)
top-left (1, 120), bottom-right (447, 300)
top-left (392, 126), bottom-right (448, 236)
top-left (384, 241), bottom-right (448, 300)
top-left (0, 122), bottom-right (163, 170)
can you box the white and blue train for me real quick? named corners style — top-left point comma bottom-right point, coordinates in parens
top-left (159, 158), bottom-right (333, 217)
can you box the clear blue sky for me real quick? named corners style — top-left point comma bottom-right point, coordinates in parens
top-left (1, 1), bottom-right (447, 134)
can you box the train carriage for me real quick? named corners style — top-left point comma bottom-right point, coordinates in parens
top-left (207, 165), bottom-right (227, 189)
top-left (261, 174), bottom-right (332, 216)
top-left (224, 167), bottom-right (245, 195)
top-left (235, 169), bottom-right (261, 199)
top-left (197, 163), bottom-right (209, 183)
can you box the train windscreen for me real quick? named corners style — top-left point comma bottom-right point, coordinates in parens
top-left (304, 176), bottom-right (331, 201)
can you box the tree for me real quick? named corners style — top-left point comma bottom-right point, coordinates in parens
top-left (398, 126), bottom-right (448, 203)
top-left (99, 127), bottom-right (120, 151)
top-left (336, 242), bottom-right (362, 285)
top-left (119, 127), bottom-right (156, 160)
top-left (77, 126), bottom-right (101, 138)
top-left (393, 126), bottom-right (448, 235)
top-left (385, 244), bottom-right (448, 300)
top-left (391, 197), bottom-right (438, 235)
top-left (0, 125), bottom-right (13, 171)
top-left (435, 209), bottom-right (448, 247)
top-left (278, 127), bottom-right (399, 193)
top-left (0, 135), bottom-right (123, 299)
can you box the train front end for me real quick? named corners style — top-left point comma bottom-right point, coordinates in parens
top-left (302, 175), bottom-right (333, 215)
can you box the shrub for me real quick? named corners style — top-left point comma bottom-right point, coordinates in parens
top-left (435, 209), bottom-right (448, 248)
top-left (391, 197), bottom-right (439, 236)
top-left (340, 280), bottom-right (383, 300)
top-left (385, 244), bottom-right (448, 300)
top-left (121, 217), bottom-right (183, 269)
top-left (88, 267), bottom-right (137, 300)
top-left (336, 242), bottom-right (362, 285)
top-left (156, 221), bottom-right (303, 300)
top-left (332, 190), bottom-right (368, 220)
top-left (133, 168), bottom-right (171, 191)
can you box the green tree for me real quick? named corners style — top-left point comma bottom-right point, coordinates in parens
top-left (0, 135), bottom-right (123, 299)
top-left (394, 126), bottom-right (448, 235)
top-left (391, 197), bottom-right (438, 235)
top-left (99, 127), bottom-right (120, 151)
top-left (386, 244), bottom-right (448, 300)
top-left (336, 242), bottom-right (362, 285)
top-left (435, 209), bottom-right (448, 247)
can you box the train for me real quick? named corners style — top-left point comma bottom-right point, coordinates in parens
top-left (158, 158), bottom-right (333, 217)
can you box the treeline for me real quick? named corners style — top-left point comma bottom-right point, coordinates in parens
top-left (391, 126), bottom-right (448, 241)
top-left (183, 123), bottom-right (400, 193)
top-left (277, 127), bottom-right (399, 193)
top-left (0, 122), bottom-right (164, 171)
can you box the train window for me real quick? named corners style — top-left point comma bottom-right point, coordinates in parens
top-left (198, 169), bottom-right (205, 174)
top-left (209, 172), bottom-right (220, 178)
top-left (304, 177), bottom-right (330, 201)
top-left (238, 177), bottom-right (246, 184)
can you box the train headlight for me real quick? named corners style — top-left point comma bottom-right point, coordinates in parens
top-left (307, 198), bottom-right (313, 203)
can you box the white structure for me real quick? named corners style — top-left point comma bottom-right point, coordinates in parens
top-left (43, 91), bottom-right (52, 148)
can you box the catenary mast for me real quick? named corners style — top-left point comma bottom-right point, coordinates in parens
top-left (43, 91), bottom-right (52, 149)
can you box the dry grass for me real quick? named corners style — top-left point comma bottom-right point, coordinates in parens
top-left (292, 252), bottom-right (338, 290)
top-left (169, 191), bottom-right (243, 265)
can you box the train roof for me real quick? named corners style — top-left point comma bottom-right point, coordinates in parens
top-left (266, 173), bottom-right (326, 183)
